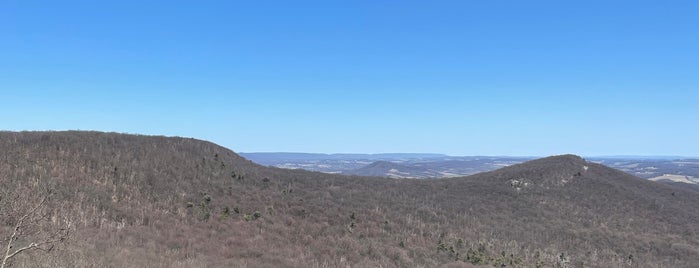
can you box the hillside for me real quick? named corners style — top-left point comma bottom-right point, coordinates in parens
top-left (2, 131), bottom-right (699, 267)
top-left (342, 161), bottom-right (440, 178)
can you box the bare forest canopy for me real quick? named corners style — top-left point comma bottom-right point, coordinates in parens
top-left (1, 131), bottom-right (699, 267)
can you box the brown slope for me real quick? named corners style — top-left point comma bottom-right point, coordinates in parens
top-left (1, 132), bottom-right (698, 267)
top-left (435, 155), bottom-right (699, 266)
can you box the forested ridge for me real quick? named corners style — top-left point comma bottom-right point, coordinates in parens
top-left (1, 131), bottom-right (698, 267)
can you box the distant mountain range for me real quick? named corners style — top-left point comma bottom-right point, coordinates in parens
top-left (240, 152), bottom-right (532, 177)
top-left (242, 152), bottom-right (699, 187)
top-left (241, 152), bottom-right (450, 161)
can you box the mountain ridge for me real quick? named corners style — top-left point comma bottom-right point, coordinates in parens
top-left (2, 131), bottom-right (698, 267)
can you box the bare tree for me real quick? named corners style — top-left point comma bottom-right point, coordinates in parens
top-left (1, 186), bottom-right (71, 268)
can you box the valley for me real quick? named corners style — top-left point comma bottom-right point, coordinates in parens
top-left (242, 152), bottom-right (699, 184)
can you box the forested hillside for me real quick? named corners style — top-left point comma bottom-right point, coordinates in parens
top-left (1, 131), bottom-right (698, 267)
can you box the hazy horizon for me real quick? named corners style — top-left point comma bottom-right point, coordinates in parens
top-left (240, 151), bottom-right (699, 159)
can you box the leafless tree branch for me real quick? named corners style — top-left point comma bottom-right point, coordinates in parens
top-left (1, 188), bottom-right (70, 268)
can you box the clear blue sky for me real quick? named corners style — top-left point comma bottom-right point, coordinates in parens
top-left (1, 1), bottom-right (698, 156)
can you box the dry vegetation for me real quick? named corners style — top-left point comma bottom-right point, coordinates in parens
top-left (1, 131), bottom-right (699, 267)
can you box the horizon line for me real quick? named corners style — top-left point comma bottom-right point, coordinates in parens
top-left (240, 152), bottom-right (699, 159)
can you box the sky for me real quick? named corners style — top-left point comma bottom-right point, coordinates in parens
top-left (1, 1), bottom-right (698, 156)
